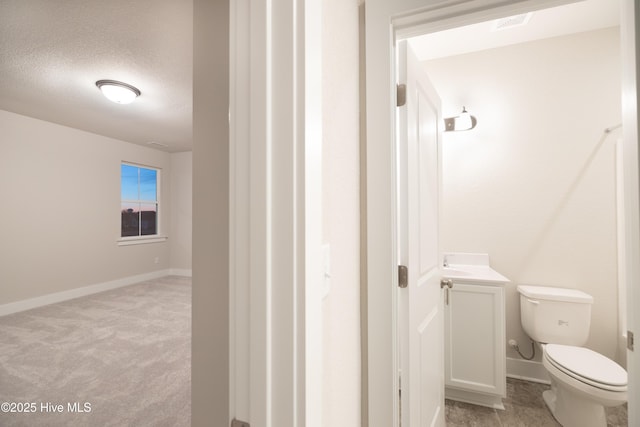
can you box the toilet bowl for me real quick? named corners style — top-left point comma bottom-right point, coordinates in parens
top-left (541, 344), bottom-right (627, 427)
top-left (517, 285), bottom-right (628, 427)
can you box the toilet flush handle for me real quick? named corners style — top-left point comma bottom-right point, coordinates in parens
top-left (526, 298), bottom-right (540, 305)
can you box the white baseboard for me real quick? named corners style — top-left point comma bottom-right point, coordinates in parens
top-left (169, 268), bottom-right (192, 277)
top-left (0, 269), bottom-right (180, 317)
top-left (506, 357), bottom-right (550, 384)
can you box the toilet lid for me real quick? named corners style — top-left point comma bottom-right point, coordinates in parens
top-left (545, 344), bottom-right (627, 388)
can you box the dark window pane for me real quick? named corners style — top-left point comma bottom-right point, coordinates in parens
top-left (140, 203), bottom-right (157, 236)
top-left (121, 203), bottom-right (139, 236)
top-left (139, 168), bottom-right (157, 201)
top-left (121, 164), bottom-right (139, 200)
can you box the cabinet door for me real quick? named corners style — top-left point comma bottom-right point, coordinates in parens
top-left (445, 283), bottom-right (505, 396)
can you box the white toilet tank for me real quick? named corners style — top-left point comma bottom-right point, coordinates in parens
top-left (517, 285), bottom-right (594, 346)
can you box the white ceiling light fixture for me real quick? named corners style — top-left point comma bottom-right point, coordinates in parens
top-left (147, 141), bottom-right (169, 148)
top-left (95, 80), bottom-right (141, 104)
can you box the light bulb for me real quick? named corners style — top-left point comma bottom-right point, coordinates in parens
top-left (96, 80), bottom-right (141, 105)
top-left (456, 110), bottom-right (472, 130)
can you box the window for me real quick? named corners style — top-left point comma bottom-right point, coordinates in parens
top-left (121, 163), bottom-right (159, 238)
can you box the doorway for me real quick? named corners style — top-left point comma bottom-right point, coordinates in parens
top-left (400, 0), bottom-right (624, 423)
top-left (365, 0), bottom-right (639, 426)
top-left (409, 0), bottom-right (624, 376)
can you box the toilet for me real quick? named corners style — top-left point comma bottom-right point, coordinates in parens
top-left (517, 285), bottom-right (627, 427)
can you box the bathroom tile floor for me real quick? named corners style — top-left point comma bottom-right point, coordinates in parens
top-left (445, 378), bottom-right (628, 426)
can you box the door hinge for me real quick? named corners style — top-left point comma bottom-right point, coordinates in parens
top-left (397, 84), bottom-right (407, 107)
top-left (398, 265), bottom-right (408, 288)
top-left (231, 419), bottom-right (250, 427)
top-left (628, 331), bottom-right (634, 351)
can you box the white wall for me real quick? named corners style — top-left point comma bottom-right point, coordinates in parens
top-left (322, 0), bottom-right (361, 424)
top-left (0, 109), bottom-right (179, 305)
top-left (170, 151), bottom-right (192, 272)
top-left (424, 28), bottom-right (622, 363)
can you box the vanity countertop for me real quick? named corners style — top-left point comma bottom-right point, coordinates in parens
top-left (442, 264), bottom-right (510, 284)
top-left (441, 252), bottom-right (510, 284)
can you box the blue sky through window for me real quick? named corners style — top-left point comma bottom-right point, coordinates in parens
top-left (121, 164), bottom-right (157, 202)
top-left (139, 168), bottom-right (157, 201)
top-left (121, 164), bottom-right (139, 200)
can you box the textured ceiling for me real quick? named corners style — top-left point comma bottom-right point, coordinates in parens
top-left (1, 0), bottom-right (617, 154)
top-left (0, 0), bottom-right (193, 152)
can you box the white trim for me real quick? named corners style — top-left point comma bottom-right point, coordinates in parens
top-left (117, 235), bottom-right (168, 246)
top-left (506, 357), bottom-right (551, 385)
top-left (121, 160), bottom-right (162, 169)
top-left (304, 0), bottom-right (324, 424)
top-left (616, 138), bottom-right (628, 365)
top-left (169, 268), bottom-right (192, 277)
top-left (230, 0), bottom-right (311, 425)
top-left (0, 270), bottom-right (173, 317)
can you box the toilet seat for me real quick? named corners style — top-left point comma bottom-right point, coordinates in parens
top-left (544, 344), bottom-right (627, 392)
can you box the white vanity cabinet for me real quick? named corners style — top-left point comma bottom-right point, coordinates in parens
top-left (444, 281), bottom-right (506, 409)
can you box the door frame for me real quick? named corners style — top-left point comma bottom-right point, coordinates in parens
top-left (364, 1), bottom-right (640, 426)
top-left (229, 0), bottom-right (323, 425)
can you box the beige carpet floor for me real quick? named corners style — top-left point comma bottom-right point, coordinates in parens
top-left (0, 275), bottom-right (191, 427)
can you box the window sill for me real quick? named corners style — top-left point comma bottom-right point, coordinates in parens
top-left (117, 235), bottom-right (168, 246)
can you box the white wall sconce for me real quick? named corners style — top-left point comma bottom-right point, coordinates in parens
top-left (444, 106), bottom-right (477, 131)
top-left (96, 80), bottom-right (141, 104)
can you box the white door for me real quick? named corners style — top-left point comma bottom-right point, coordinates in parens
top-left (621, 1), bottom-right (640, 425)
top-left (397, 40), bottom-right (444, 427)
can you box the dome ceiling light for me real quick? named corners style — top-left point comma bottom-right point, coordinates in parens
top-left (95, 80), bottom-right (141, 104)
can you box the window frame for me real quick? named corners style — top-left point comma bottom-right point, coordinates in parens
top-left (117, 162), bottom-right (167, 246)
